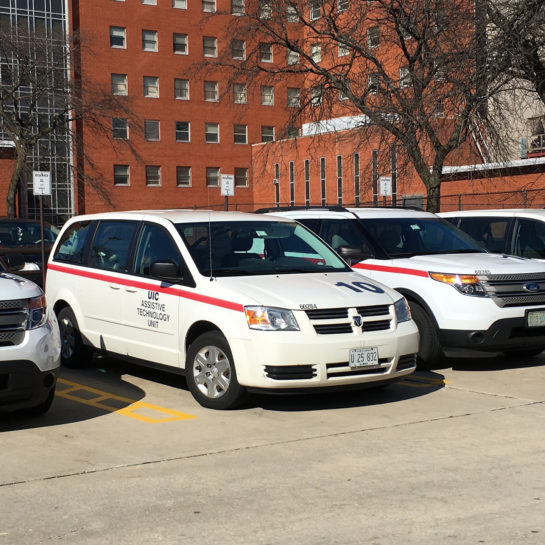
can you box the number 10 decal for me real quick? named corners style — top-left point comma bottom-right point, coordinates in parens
top-left (335, 281), bottom-right (385, 294)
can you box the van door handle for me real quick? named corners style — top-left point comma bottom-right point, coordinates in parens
top-left (125, 288), bottom-right (138, 293)
top-left (109, 284), bottom-right (121, 290)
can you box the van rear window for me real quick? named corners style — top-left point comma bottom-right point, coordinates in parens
top-left (53, 221), bottom-right (93, 265)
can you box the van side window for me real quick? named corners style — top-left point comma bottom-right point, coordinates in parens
top-left (134, 223), bottom-right (183, 277)
top-left (89, 221), bottom-right (137, 272)
top-left (458, 217), bottom-right (508, 253)
top-left (319, 218), bottom-right (373, 254)
top-left (53, 221), bottom-right (93, 264)
top-left (514, 219), bottom-right (545, 259)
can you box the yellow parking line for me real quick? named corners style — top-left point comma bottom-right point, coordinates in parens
top-left (56, 378), bottom-right (196, 422)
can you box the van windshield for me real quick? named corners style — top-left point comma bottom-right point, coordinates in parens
top-left (176, 220), bottom-right (350, 276)
top-left (361, 217), bottom-right (487, 258)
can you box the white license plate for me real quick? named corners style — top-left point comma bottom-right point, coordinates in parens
top-left (527, 310), bottom-right (545, 327)
top-left (349, 347), bottom-right (379, 368)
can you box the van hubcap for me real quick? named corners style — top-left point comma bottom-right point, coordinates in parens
top-left (193, 346), bottom-right (231, 399)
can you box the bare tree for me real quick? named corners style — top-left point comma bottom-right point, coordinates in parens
top-left (0, 27), bottom-right (138, 218)
top-left (211, 0), bottom-right (505, 211)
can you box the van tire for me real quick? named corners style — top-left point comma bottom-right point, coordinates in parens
top-left (57, 306), bottom-right (93, 368)
top-left (409, 302), bottom-right (445, 370)
top-left (185, 332), bottom-right (247, 410)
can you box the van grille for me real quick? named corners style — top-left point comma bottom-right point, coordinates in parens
top-left (480, 273), bottom-right (545, 307)
top-left (0, 298), bottom-right (28, 346)
top-left (397, 354), bottom-right (417, 371)
top-left (305, 305), bottom-right (392, 335)
top-left (326, 360), bottom-right (390, 378)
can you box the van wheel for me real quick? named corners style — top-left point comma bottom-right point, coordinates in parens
top-left (57, 307), bottom-right (93, 368)
top-left (409, 302), bottom-right (445, 370)
top-left (185, 332), bottom-right (247, 410)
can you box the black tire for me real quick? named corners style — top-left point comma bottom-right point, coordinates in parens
top-left (409, 302), bottom-right (445, 370)
top-left (57, 306), bottom-right (93, 368)
top-left (503, 348), bottom-right (544, 358)
top-left (24, 386), bottom-right (55, 416)
top-left (185, 331), bottom-right (247, 410)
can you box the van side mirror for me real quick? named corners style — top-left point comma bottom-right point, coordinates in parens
top-left (338, 246), bottom-right (373, 264)
top-left (150, 261), bottom-right (182, 282)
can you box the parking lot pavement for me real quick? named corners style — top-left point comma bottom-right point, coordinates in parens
top-left (1, 354), bottom-right (544, 545)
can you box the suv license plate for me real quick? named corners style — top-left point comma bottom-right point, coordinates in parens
top-left (349, 347), bottom-right (379, 368)
top-left (527, 309), bottom-right (545, 327)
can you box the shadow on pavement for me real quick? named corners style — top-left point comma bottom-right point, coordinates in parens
top-left (451, 352), bottom-right (545, 372)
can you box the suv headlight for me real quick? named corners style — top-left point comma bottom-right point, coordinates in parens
top-left (430, 272), bottom-right (487, 297)
top-left (394, 297), bottom-right (411, 323)
top-left (27, 294), bottom-right (47, 329)
top-left (245, 306), bottom-right (300, 331)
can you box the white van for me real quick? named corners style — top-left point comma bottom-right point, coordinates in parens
top-left (46, 210), bottom-right (419, 409)
top-left (264, 207), bottom-right (545, 368)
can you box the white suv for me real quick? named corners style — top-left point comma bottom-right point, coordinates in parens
top-left (440, 208), bottom-right (545, 261)
top-left (0, 262), bottom-right (60, 415)
top-left (263, 207), bottom-right (545, 368)
top-left (46, 210), bottom-right (419, 409)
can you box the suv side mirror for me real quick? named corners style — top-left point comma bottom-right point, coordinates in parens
top-left (150, 261), bottom-right (182, 282)
top-left (338, 246), bottom-right (373, 264)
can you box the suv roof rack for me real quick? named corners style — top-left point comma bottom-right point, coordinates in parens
top-left (255, 205), bottom-right (424, 213)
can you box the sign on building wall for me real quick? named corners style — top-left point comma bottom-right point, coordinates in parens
top-left (33, 171), bottom-right (52, 196)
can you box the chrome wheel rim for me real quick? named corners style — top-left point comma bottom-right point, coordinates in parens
top-left (193, 345), bottom-right (231, 399)
top-left (60, 317), bottom-right (76, 360)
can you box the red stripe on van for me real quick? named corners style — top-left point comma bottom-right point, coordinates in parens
top-left (47, 263), bottom-right (245, 313)
top-left (352, 262), bottom-right (430, 278)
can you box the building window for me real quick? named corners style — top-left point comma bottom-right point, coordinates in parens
top-left (175, 121), bottom-right (190, 142)
top-left (368, 73), bottom-right (380, 94)
top-left (173, 0), bottom-right (187, 8)
top-left (233, 83), bottom-right (247, 104)
top-left (353, 152), bottom-right (360, 206)
top-left (232, 39), bottom-right (246, 60)
top-left (173, 33), bottom-right (188, 54)
top-left (114, 165), bottom-right (130, 186)
top-left (289, 161), bottom-right (295, 206)
top-left (111, 73), bottom-right (127, 95)
top-left (309, 0), bottom-right (321, 20)
top-left (143, 76), bottom-right (159, 97)
top-left (287, 87), bottom-right (300, 107)
top-left (233, 124), bottom-right (247, 144)
top-left (205, 122), bottom-right (219, 143)
top-left (261, 85), bottom-right (274, 106)
top-left (204, 81), bottom-right (218, 101)
top-left (142, 0), bottom-right (157, 4)
top-left (231, 0), bottom-right (245, 15)
top-left (176, 166), bottom-right (191, 186)
top-left (259, 0), bottom-right (272, 19)
top-left (260, 43), bottom-right (273, 63)
top-left (286, 4), bottom-right (298, 22)
top-left (112, 118), bottom-right (128, 140)
top-left (287, 49), bottom-right (299, 65)
top-left (142, 30), bottom-right (158, 52)
top-left (110, 26), bottom-right (126, 48)
top-left (202, 0), bottom-right (216, 12)
top-left (206, 167), bottom-right (220, 187)
top-left (338, 43), bottom-right (348, 57)
top-left (367, 27), bottom-right (379, 48)
top-left (400, 66), bottom-right (411, 88)
top-left (234, 168), bottom-right (248, 187)
top-left (336, 155), bottom-right (343, 205)
top-left (304, 159), bottom-right (310, 205)
top-left (338, 0), bottom-right (348, 11)
top-left (144, 119), bottom-right (160, 141)
top-left (310, 43), bottom-right (321, 63)
top-left (174, 78), bottom-right (189, 100)
top-left (146, 166), bottom-right (161, 186)
top-left (203, 36), bottom-right (217, 57)
top-left (320, 157), bottom-right (326, 206)
top-left (310, 86), bottom-right (322, 106)
top-left (261, 126), bottom-right (274, 142)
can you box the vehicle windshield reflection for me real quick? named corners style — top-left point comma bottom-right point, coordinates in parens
top-left (176, 220), bottom-right (351, 277)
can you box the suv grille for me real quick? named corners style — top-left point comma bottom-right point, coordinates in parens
top-left (0, 298), bottom-right (28, 346)
top-left (480, 273), bottom-right (545, 308)
top-left (305, 305), bottom-right (392, 335)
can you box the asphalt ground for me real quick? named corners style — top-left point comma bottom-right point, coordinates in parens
top-left (1, 353), bottom-right (544, 545)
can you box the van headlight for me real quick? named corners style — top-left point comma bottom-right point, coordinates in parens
top-left (245, 306), bottom-right (300, 331)
top-left (394, 297), bottom-right (411, 323)
top-left (27, 295), bottom-right (47, 329)
top-left (429, 272), bottom-right (487, 297)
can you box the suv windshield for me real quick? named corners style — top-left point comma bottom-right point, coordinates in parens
top-left (177, 220), bottom-right (350, 276)
top-left (360, 217), bottom-right (486, 258)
